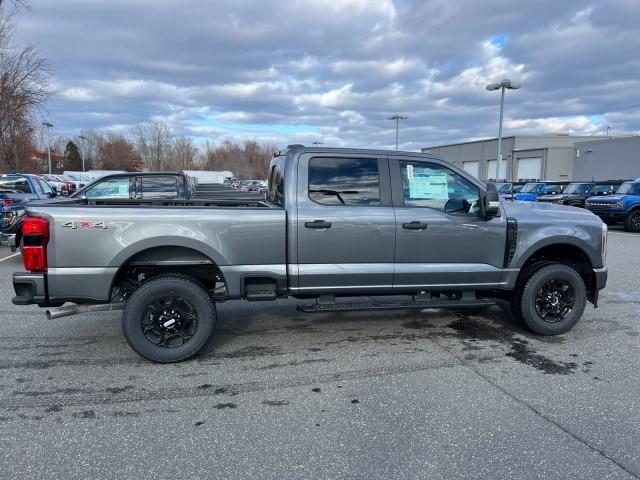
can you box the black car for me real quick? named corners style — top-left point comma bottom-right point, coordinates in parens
top-left (536, 181), bottom-right (621, 208)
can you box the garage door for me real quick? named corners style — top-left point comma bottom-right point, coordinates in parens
top-left (462, 161), bottom-right (480, 178)
top-left (516, 157), bottom-right (541, 181)
top-left (487, 160), bottom-right (497, 180)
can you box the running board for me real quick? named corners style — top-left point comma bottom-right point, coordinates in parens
top-left (297, 298), bottom-right (495, 313)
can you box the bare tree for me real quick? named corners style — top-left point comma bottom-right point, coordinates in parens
top-left (0, 0), bottom-right (53, 172)
top-left (98, 132), bottom-right (142, 172)
top-left (202, 139), bottom-right (275, 179)
top-left (169, 136), bottom-right (199, 170)
top-left (133, 121), bottom-right (173, 171)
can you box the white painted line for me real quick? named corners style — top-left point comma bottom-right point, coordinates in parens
top-left (0, 252), bottom-right (20, 263)
top-left (609, 232), bottom-right (640, 238)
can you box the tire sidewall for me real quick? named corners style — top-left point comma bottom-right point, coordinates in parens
top-left (123, 276), bottom-right (215, 362)
top-left (624, 210), bottom-right (640, 232)
top-left (520, 265), bottom-right (586, 335)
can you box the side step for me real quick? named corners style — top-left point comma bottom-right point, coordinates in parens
top-left (297, 298), bottom-right (495, 313)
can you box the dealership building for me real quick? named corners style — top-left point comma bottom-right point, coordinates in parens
top-left (421, 134), bottom-right (639, 182)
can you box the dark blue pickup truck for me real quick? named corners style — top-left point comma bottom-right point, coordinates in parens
top-left (1, 174), bottom-right (57, 249)
top-left (585, 180), bottom-right (640, 232)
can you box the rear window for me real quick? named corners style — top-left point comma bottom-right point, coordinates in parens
top-left (86, 177), bottom-right (131, 199)
top-left (0, 177), bottom-right (32, 194)
top-left (308, 157), bottom-right (380, 206)
top-left (140, 176), bottom-right (180, 198)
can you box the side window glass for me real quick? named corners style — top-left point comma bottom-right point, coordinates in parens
top-left (86, 178), bottom-right (131, 199)
top-left (140, 176), bottom-right (179, 198)
top-left (38, 179), bottom-right (53, 195)
top-left (309, 157), bottom-right (380, 206)
top-left (399, 161), bottom-right (481, 216)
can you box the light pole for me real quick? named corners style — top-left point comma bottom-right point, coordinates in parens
top-left (42, 121), bottom-right (54, 174)
top-left (486, 79), bottom-right (520, 180)
top-left (312, 141), bottom-right (324, 147)
top-left (79, 134), bottom-right (87, 172)
top-left (387, 114), bottom-right (408, 151)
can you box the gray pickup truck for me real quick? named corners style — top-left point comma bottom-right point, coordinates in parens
top-left (12, 146), bottom-right (608, 362)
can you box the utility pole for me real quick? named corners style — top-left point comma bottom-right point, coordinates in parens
top-left (79, 134), bottom-right (87, 172)
top-left (312, 141), bottom-right (324, 147)
top-left (486, 79), bottom-right (521, 180)
top-left (42, 121), bottom-right (54, 174)
top-left (387, 114), bottom-right (408, 151)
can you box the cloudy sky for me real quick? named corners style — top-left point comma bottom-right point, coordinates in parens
top-left (13, 0), bottom-right (640, 150)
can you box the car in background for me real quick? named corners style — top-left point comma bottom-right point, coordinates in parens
top-left (1, 174), bottom-right (58, 250)
top-left (586, 180), bottom-right (640, 232)
top-left (536, 181), bottom-right (621, 208)
top-left (71, 172), bottom-right (196, 201)
top-left (514, 181), bottom-right (567, 202)
top-left (40, 174), bottom-right (74, 195)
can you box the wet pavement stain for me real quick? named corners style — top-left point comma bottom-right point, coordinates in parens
top-left (506, 339), bottom-right (578, 374)
top-left (105, 385), bottom-right (134, 394)
top-left (255, 358), bottom-right (333, 371)
top-left (214, 403), bottom-right (237, 410)
top-left (262, 400), bottom-right (289, 406)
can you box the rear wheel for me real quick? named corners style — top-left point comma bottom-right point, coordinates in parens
top-left (122, 275), bottom-right (216, 362)
top-left (623, 210), bottom-right (640, 232)
top-left (518, 264), bottom-right (586, 335)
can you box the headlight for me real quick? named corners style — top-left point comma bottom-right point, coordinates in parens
top-left (601, 222), bottom-right (608, 265)
top-left (615, 201), bottom-right (624, 208)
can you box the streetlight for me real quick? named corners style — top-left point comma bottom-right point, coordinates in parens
top-left (79, 134), bottom-right (87, 172)
top-left (387, 114), bottom-right (409, 151)
top-left (42, 121), bottom-right (54, 174)
top-left (312, 141), bottom-right (324, 146)
top-left (486, 79), bottom-right (520, 180)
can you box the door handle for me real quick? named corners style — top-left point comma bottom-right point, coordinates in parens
top-left (305, 220), bottom-right (332, 229)
top-left (402, 221), bottom-right (428, 230)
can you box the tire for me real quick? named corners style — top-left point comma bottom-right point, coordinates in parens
top-left (122, 274), bottom-right (216, 363)
top-left (518, 264), bottom-right (586, 335)
top-left (623, 210), bottom-right (640, 233)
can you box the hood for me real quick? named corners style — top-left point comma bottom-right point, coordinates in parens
top-left (537, 194), bottom-right (564, 201)
top-left (587, 195), bottom-right (625, 203)
top-left (502, 199), bottom-right (598, 220)
top-left (514, 193), bottom-right (538, 201)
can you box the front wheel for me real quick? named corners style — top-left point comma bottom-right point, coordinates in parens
top-left (624, 210), bottom-right (640, 232)
top-left (517, 264), bottom-right (586, 335)
top-left (122, 275), bottom-right (216, 362)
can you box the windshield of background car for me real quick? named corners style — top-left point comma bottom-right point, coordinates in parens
top-left (85, 177), bottom-right (131, 198)
top-left (521, 183), bottom-right (543, 193)
top-left (616, 182), bottom-right (640, 195)
top-left (0, 177), bottom-right (31, 193)
top-left (564, 183), bottom-right (592, 195)
top-left (497, 183), bottom-right (512, 194)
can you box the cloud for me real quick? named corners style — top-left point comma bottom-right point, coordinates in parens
top-left (13, 0), bottom-right (640, 150)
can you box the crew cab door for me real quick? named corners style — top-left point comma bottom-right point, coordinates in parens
top-left (390, 157), bottom-right (507, 289)
top-left (294, 153), bottom-right (395, 293)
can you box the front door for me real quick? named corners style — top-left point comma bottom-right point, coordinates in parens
top-left (295, 154), bottom-right (396, 293)
top-left (391, 157), bottom-right (507, 290)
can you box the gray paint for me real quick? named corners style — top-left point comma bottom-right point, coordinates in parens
top-left (14, 146), bottom-right (607, 305)
top-left (573, 136), bottom-right (640, 181)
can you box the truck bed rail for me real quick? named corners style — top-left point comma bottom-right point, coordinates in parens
top-left (45, 197), bottom-right (274, 209)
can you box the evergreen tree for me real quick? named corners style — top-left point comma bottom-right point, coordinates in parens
top-left (64, 140), bottom-right (82, 171)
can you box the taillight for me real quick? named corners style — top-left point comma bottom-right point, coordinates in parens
top-left (2, 198), bottom-right (13, 206)
top-left (22, 216), bottom-right (49, 272)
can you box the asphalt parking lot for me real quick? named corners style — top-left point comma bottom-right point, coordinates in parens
top-left (0, 230), bottom-right (639, 479)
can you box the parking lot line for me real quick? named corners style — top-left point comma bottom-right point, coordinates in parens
top-left (609, 232), bottom-right (640, 238)
top-left (0, 252), bottom-right (20, 263)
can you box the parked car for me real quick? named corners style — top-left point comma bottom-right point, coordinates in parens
top-left (71, 172), bottom-right (196, 200)
top-left (40, 174), bottom-right (73, 195)
top-left (12, 146), bottom-right (608, 363)
top-left (536, 181), bottom-right (621, 208)
top-left (514, 181), bottom-right (567, 202)
top-left (585, 180), bottom-right (640, 232)
top-left (1, 174), bottom-right (58, 249)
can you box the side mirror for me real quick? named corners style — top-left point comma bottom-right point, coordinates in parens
top-left (444, 197), bottom-right (467, 215)
top-left (484, 182), bottom-right (500, 219)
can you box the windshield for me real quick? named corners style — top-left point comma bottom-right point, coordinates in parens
top-left (616, 182), bottom-right (640, 195)
top-left (0, 177), bottom-right (31, 194)
top-left (496, 183), bottom-right (512, 194)
top-left (564, 183), bottom-right (592, 195)
top-left (521, 183), bottom-right (543, 193)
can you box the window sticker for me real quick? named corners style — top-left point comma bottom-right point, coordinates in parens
top-left (408, 173), bottom-right (449, 199)
top-left (118, 183), bottom-right (129, 195)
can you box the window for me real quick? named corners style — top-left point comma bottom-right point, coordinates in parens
top-left (85, 177), bottom-right (131, 199)
top-left (399, 161), bottom-right (481, 215)
top-left (140, 176), bottom-right (179, 199)
top-left (267, 164), bottom-right (285, 207)
top-left (37, 179), bottom-right (54, 196)
top-left (591, 185), bottom-right (612, 195)
top-left (0, 177), bottom-right (31, 194)
top-left (309, 157), bottom-right (380, 206)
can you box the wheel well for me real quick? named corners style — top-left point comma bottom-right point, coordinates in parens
top-left (111, 246), bottom-right (227, 301)
top-left (518, 244), bottom-right (595, 298)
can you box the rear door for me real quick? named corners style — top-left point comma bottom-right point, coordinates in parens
top-left (390, 157), bottom-right (507, 290)
top-left (295, 153), bottom-right (395, 293)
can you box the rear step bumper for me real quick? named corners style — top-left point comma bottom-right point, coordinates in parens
top-left (298, 298), bottom-right (496, 313)
top-left (12, 272), bottom-right (47, 306)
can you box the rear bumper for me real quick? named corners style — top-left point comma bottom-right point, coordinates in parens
top-left (12, 272), bottom-right (48, 306)
top-left (0, 233), bottom-right (16, 247)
